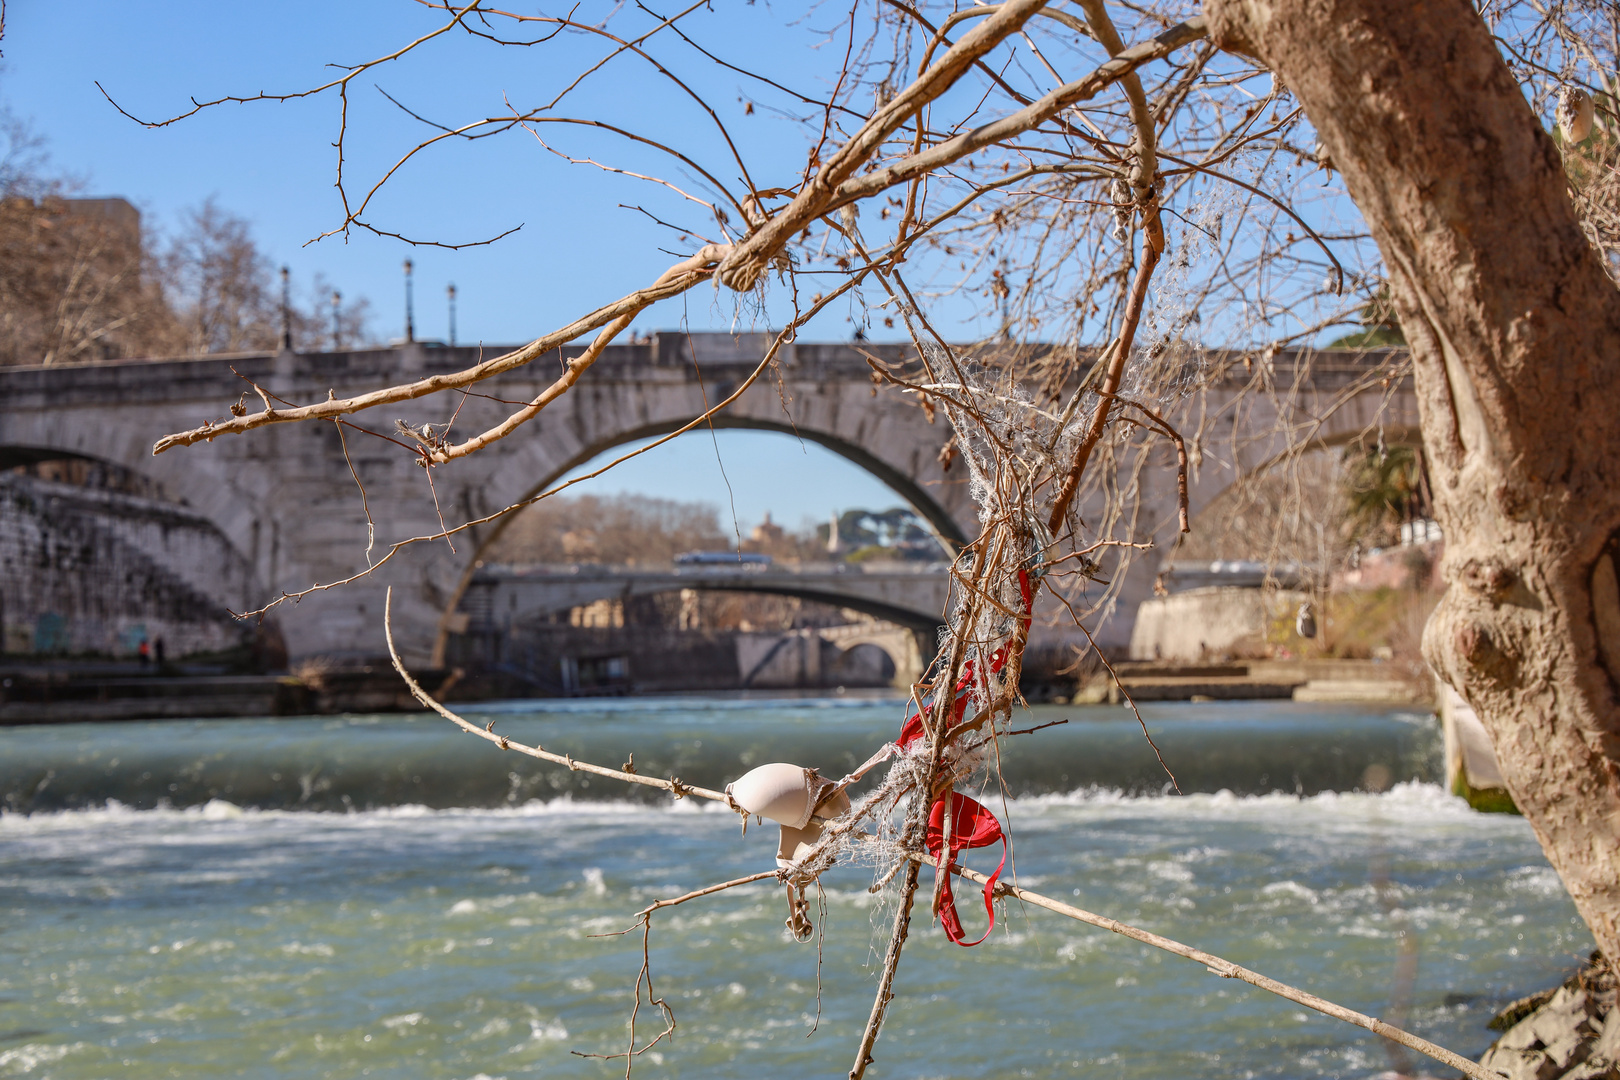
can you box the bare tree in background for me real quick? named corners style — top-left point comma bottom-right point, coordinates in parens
top-left (160, 198), bottom-right (277, 355)
top-left (0, 193), bottom-right (165, 364)
top-left (0, 113), bottom-right (377, 364)
top-left (0, 110), bottom-right (172, 365)
top-left (159, 198), bottom-right (378, 354)
top-left (104, 0), bottom-right (1620, 1071)
top-left (486, 492), bottom-right (731, 566)
top-left (0, 104), bottom-right (48, 195)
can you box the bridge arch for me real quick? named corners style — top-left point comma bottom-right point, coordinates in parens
top-left (514, 417), bottom-right (971, 549)
top-left (451, 565), bottom-right (948, 686)
top-left (0, 444), bottom-right (191, 504)
top-left (0, 443), bottom-right (274, 659)
top-left (818, 622), bottom-right (926, 687)
top-left (435, 415), bottom-right (967, 664)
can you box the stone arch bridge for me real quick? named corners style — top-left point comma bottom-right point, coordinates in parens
top-left (460, 562), bottom-right (949, 688)
top-left (0, 333), bottom-right (1418, 665)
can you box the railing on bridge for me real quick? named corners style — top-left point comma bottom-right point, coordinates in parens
top-left (470, 560), bottom-right (953, 577)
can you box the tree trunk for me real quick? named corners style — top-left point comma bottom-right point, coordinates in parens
top-left (1203, 0), bottom-right (1620, 957)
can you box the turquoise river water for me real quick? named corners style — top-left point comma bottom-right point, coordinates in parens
top-left (0, 698), bottom-right (1593, 1079)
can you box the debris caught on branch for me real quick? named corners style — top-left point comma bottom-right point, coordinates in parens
top-left (380, 588), bottom-right (1501, 1080)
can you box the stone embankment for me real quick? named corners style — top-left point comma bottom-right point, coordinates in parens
top-left (1482, 956), bottom-right (1620, 1080)
top-left (0, 663), bottom-right (460, 723)
top-left (1075, 659), bottom-right (1430, 705)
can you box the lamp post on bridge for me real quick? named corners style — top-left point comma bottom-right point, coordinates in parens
top-left (403, 259), bottom-right (415, 344)
top-left (279, 266), bottom-right (292, 350)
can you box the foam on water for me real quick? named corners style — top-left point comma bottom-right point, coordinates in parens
top-left (0, 778), bottom-right (1487, 835)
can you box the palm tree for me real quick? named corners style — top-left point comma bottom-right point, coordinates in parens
top-left (1342, 444), bottom-right (1427, 547)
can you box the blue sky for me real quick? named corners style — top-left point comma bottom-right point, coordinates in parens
top-left (1, 1), bottom-right (930, 532)
top-left (2, 2), bottom-right (874, 344)
top-left (558, 431), bottom-right (903, 540)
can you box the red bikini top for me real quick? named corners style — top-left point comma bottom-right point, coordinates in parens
top-left (895, 569), bottom-right (1032, 752)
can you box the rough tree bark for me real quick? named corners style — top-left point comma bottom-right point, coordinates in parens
top-left (1202, 0), bottom-right (1620, 957)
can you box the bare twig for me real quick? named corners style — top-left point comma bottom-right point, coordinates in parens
top-left (385, 587), bottom-right (725, 804)
top-left (1104, 390), bottom-right (1191, 533)
top-left (849, 859), bottom-right (922, 1080)
top-left (1047, 196), bottom-right (1164, 534)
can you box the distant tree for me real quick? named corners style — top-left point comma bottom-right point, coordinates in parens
top-left (303, 272), bottom-right (374, 352)
top-left (0, 193), bottom-right (174, 365)
top-left (1341, 444), bottom-right (1428, 548)
top-left (484, 493), bottom-right (730, 566)
top-left (159, 198), bottom-right (279, 354)
top-left (0, 109), bottom-right (176, 365)
top-left (0, 106), bottom-right (48, 197)
top-left (1326, 282), bottom-right (1405, 348)
top-left (159, 201), bottom-right (377, 355)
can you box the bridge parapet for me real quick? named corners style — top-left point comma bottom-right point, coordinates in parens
top-left (0, 334), bottom-right (1408, 410)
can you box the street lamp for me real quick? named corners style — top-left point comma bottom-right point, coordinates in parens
top-left (403, 259), bottom-right (415, 343)
top-left (279, 266), bottom-right (292, 350)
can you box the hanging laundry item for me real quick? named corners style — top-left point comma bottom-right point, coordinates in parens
top-left (727, 762), bottom-right (838, 835)
top-left (890, 569), bottom-right (1026, 946)
top-left (924, 792), bottom-right (1006, 946)
top-left (726, 762), bottom-right (850, 940)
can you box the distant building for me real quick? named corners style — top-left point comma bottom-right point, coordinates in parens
top-left (58, 196), bottom-right (141, 239)
top-left (751, 511), bottom-right (785, 547)
top-left (0, 195), bottom-right (152, 365)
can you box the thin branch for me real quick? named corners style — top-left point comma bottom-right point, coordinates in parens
top-left (717, 0), bottom-right (1057, 291)
top-left (1047, 198), bottom-right (1164, 533)
top-left (152, 244), bottom-right (729, 454)
top-left (1104, 391), bottom-right (1190, 533)
top-left (825, 20), bottom-right (1208, 215)
top-left (385, 587), bottom-right (725, 804)
top-left (95, 1), bottom-right (485, 127)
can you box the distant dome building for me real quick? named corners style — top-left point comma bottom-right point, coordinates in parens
top-left (751, 511), bottom-right (785, 547)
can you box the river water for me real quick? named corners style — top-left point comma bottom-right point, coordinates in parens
top-left (0, 699), bottom-right (1592, 1079)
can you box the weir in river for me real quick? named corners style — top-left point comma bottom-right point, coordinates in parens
top-left (0, 698), bottom-right (1586, 1080)
top-left (2, 699), bottom-right (1441, 813)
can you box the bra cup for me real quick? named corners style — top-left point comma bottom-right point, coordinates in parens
top-left (776, 821), bottom-right (822, 868)
top-left (728, 762), bottom-right (815, 828)
top-left (820, 787), bottom-right (852, 818)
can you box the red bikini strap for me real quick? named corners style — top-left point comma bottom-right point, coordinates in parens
top-left (925, 793), bottom-right (1007, 947)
